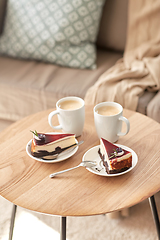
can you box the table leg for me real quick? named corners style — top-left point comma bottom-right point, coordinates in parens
top-left (148, 195), bottom-right (160, 240)
top-left (60, 216), bottom-right (66, 240)
top-left (9, 204), bottom-right (17, 240)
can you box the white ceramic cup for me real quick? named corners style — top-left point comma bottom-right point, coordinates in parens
top-left (48, 96), bottom-right (85, 137)
top-left (94, 102), bottom-right (130, 142)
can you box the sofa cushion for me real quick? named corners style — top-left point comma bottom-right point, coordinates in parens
top-left (0, 49), bottom-right (122, 121)
top-left (97, 0), bottom-right (128, 52)
top-left (0, 0), bottom-right (105, 69)
top-left (0, 0), bottom-right (7, 35)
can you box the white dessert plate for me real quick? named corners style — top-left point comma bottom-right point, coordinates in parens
top-left (26, 134), bottom-right (79, 163)
top-left (82, 144), bottom-right (138, 177)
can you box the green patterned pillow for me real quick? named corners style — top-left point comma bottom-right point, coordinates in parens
top-left (0, 0), bottom-right (105, 69)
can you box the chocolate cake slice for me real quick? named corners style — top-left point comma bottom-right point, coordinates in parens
top-left (31, 131), bottom-right (76, 158)
top-left (98, 138), bottom-right (132, 174)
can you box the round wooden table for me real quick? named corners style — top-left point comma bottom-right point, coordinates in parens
top-left (0, 106), bottom-right (160, 239)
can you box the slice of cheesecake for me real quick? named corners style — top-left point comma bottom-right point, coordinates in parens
top-left (31, 131), bottom-right (76, 158)
top-left (98, 138), bottom-right (132, 174)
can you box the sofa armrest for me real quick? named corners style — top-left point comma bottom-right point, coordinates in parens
top-left (136, 90), bottom-right (157, 115)
top-left (146, 91), bottom-right (160, 123)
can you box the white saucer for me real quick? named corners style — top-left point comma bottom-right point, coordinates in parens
top-left (26, 137), bottom-right (78, 163)
top-left (82, 144), bottom-right (138, 177)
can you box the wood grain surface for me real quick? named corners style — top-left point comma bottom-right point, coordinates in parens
top-left (0, 106), bottom-right (160, 217)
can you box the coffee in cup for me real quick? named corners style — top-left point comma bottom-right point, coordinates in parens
top-left (48, 96), bottom-right (85, 137)
top-left (96, 105), bottom-right (120, 116)
top-left (94, 102), bottom-right (130, 142)
top-left (58, 99), bottom-right (82, 110)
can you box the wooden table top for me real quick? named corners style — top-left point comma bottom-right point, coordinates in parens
top-left (0, 106), bottom-right (160, 217)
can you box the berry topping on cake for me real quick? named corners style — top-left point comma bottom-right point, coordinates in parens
top-left (30, 130), bottom-right (45, 144)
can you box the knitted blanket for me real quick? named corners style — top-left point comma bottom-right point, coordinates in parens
top-left (85, 0), bottom-right (160, 110)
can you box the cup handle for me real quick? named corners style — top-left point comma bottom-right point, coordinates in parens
top-left (117, 116), bottom-right (130, 136)
top-left (48, 110), bottom-right (62, 130)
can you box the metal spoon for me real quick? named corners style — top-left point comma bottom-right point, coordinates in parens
top-left (49, 161), bottom-right (97, 178)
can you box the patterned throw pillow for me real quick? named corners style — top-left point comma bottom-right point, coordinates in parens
top-left (0, 0), bottom-right (105, 69)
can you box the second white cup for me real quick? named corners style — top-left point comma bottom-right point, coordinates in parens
top-left (48, 96), bottom-right (85, 137)
top-left (94, 102), bottom-right (130, 142)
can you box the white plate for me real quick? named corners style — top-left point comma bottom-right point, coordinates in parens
top-left (82, 144), bottom-right (138, 177)
top-left (26, 136), bottom-right (78, 163)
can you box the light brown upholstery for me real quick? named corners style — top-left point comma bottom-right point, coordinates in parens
top-left (0, 119), bottom-right (14, 132)
top-left (0, 50), bottom-right (122, 121)
top-left (136, 91), bottom-right (156, 115)
top-left (0, 0), bottom-right (159, 127)
top-left (147, 91), bottom-right (160, 123)
top-left (97, 0), bottom-right (128, 51)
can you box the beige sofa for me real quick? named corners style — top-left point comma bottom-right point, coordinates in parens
top-left (0, 0), bottom-right (160, 134)
top-left (0, 0), bottom-right (160, 229)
